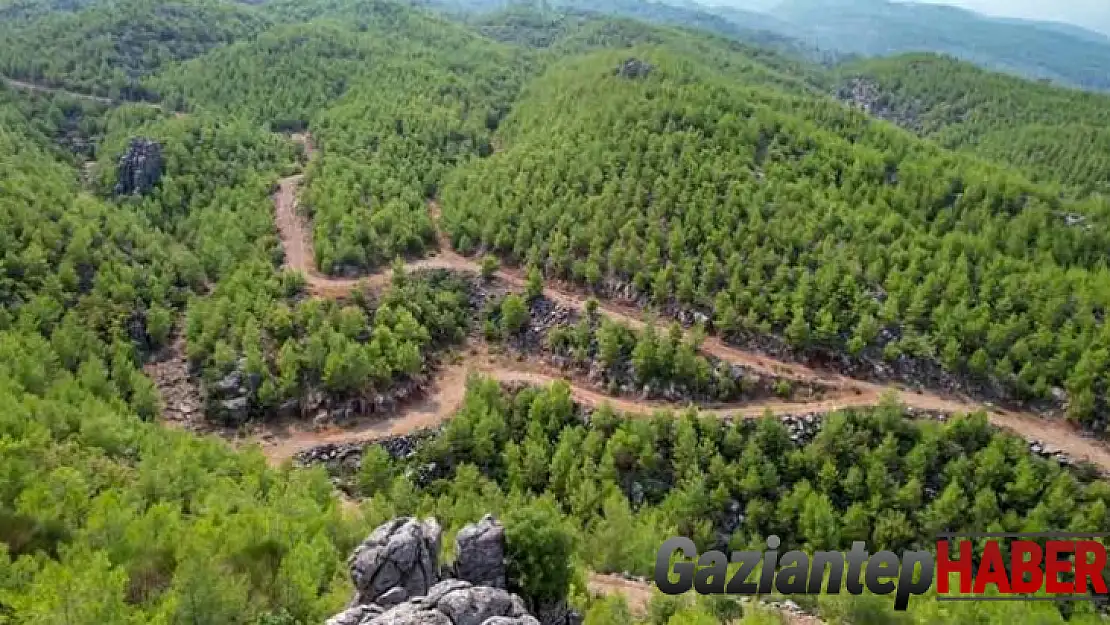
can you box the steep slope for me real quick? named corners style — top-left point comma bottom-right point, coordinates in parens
top-left (147, 22), bottom-right (381, 130)
top-left (441, 46), bottom-right (1110, 428)
top-left (769, 0), bottom-right (1110, 91)
top-left (156, 1), bottom-right (530, 275)
top-left (0, 0), bottom-right (271, 99)
top-left (0, 85), bottom-right (368, 624)
top-left (835, 53), bottom-right (1110, 195)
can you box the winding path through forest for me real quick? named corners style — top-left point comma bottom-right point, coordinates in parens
top-left (9, 76), bottom-right (1105, 474)
top-left (261, 133), bottom-right (1110, 474)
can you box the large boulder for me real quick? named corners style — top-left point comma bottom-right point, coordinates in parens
top-left (361, 580), bottom-right (539, 625)
top-left (328, 517), bottom-right (545, 625)
top-left (614, 58), bottom-right (654, 79)
top-left (114, 137), bottom-right (163, 196)
top-left (349, 517), bottom-right (442, 607)
top-left (454, 515), bottom-right (507, 589)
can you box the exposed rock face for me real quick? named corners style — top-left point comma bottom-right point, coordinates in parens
top-left (362, 580), bottom-right (539, 625)
top-left (349, 517), bottom-right (442, 607)
top-left (294, 430), bottom-right (438, 472)
top-left (204, 359), bottom-right (253, 426)
top-left (327, 604), bottom-right (384, 625)
top-left (454, 515), bottom-right (507, 589)
top-left (142, 333), bottom-right (203, 430)
top-left (114, 137), bottom-right (163, 196)
top-left (328, 516), bottom-right (542, 625)
top-left (615, 58), bottom-right (653, 79)
top-left (834, 77), bottom-right (927, 134)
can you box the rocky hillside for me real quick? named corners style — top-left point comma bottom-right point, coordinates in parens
top-left (327, 515), bottom-right (569, 625)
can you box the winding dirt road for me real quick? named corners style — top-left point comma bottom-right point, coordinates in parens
top-left (2, 76), bottom-right (169, 112)
top-left (3, 77), bottom-right (115, 104)
top-left (262, 133), bottom-right (1110, 474)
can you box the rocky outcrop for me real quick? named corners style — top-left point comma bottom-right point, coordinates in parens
top-left (204, 359), bottom-right (254, 426)
top-left (615, 58), bottom-right (654, 79)
top-left (294, 431), bottom-right (436, 469)
top-left (453, 515), bottom-right (507, 589)
top-left (834, 77), bottom-right (925, 133)
top-left (349, 517), bottom-right (442, 607)
top-left (361, 580), bottom-right (539, 625)
top-left (143, 333), bottom-right (203, 430)
top-left (114, 137), bottom-right (163, 196)
top-left (328, 516), bottom-right (542, 625)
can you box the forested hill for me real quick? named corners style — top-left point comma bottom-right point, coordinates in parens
top-left (432, 0), bottom-right (1110, 91)
top-left (441, 47), bottom-right (1110, 426)
top-left (434, 0), bottom-right (843, 63)
top-left (147, 6), bottom-right (527, 274)
top-left (835, 53), bottom-right (1110, 195)
top-left (0, 0), bottom-right (271, 99)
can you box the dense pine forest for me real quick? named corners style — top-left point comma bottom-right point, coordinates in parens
top-left (3, 0), bottom-right (1110, 623)
top-left (442, 47), bottom-right (1110, 426)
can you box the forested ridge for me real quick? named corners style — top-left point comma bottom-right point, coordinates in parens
top-left (442, 47), bottom-right (1110, 429)
top-left (145, 4), bottom-right (529, 274)
top-left (835, 53), bottom-right (1110, 195)
top-left (0, 0), bottom-right (271, 99)
top-left (4, 0), bottom-right (1110, 623)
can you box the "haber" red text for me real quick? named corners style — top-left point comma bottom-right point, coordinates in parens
top-left (935, 540), bottom-right (1108, 595)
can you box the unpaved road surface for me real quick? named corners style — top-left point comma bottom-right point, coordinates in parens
top-left (2, 76), bottom-right (168, 112)
top-left (275, 137), bottom-right (474, 297)
top-left (238, 134), bottom-right (1110, 475)
top-left (257, 356), bottom-right (473, 464)
top-left (261, 140), bottom-right (1110, 475)
top-left (258, 345), bottom-right (864, 464)
top-left (3, 77), bottom-right (115, 103)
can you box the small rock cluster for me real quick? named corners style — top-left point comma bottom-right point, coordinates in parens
top-left (294, 431), bottom-right (436, 469)
top-left (326, 516), bottom-right (543, 625)
top-left (203, 358), bottom-right (429, 427)
top-left (205, 359), bottom-right (256, 426)
top-left (833, 77), bottom-right (925, 133)
top-left (114, 137), bottom-right (163, 196)
top-left (143, 335), bottom-right (203, 429)
top-left (615, 58), bottom-right (654, 79)
top-left (454, 514), bottom-right (507, 589)
top-left (1029, 440), bottom-right (1077, 468)
top-left (316, 377), bottom-right (428, 426)
top-left (781, 412), bottom-right (822, 445)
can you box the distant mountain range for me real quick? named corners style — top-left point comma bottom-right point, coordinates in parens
top-left (693, 0), bottom-right (1110, 90)
top-left (424, 0), bottom-right (1110, 90)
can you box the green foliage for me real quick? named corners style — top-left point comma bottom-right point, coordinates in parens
top-left (503, 497), bottom-right (575, 607)
top-left (147, 21), bottom-right (381, 128)
top-left (443, 46), bottom-right (1110, 426)
top-left (838, 53), bottom-right (1110, 194)
top-left (500, 294), bottom-right (529, 335)
top-left (7, 4), bottom-right (1110, 624)
top-left (480, 253), bottom-right (500, 279)
top-left (0, 0), bottom-right (271, 99)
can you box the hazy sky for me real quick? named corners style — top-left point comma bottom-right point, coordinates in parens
top-left (912, 0), bottom-right (1110, 32)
